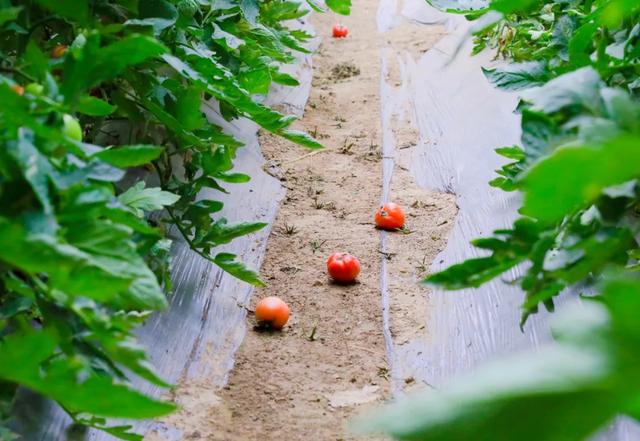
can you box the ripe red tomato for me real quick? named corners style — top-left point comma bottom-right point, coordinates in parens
top-left (255, 296), bottom-right (290, 330)
top-left (51, 44), bottom-right (67, 59)
top-left (332, 24), bottom-right (348, 38)
top-left (375, 202), bottom-right (406, 230)
top-left (327, 252), bottom-right (360, 283)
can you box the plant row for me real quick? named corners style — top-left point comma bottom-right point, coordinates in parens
top-left (0, 0), bottom-right (348, 438)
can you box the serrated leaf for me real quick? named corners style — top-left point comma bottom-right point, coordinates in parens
top-left (62, 34), bottom-right (167, 105)
top-left (483, 62), bottom-right (550, 91)
top-left (118, 182), bottom-right (180, 216)
top-left (0, 330), bottom-right (176, 419)
top-left (0, 218), bottom-right (133, 302)
top-left (520, 67), bottom-right (603, 114)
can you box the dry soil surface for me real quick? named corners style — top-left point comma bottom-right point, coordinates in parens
top-left (147, 0), bottom-right (457, 439)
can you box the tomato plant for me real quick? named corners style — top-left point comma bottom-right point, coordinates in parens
top-left (375, 202), bottom-right (405, 230)
top-left (0, 0), bottom-right (351, 438)
top-left (358, 1), bottom-right (640, 440)
top-left (255, 296), bottom-right (291, 330)
top-left (327, 252), bottom-right (361, 283)
top-left (332, 24), bottom-right (349, 38)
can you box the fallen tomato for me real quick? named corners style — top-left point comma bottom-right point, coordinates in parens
top-left (327, 252), bottom-right (360, 283)
top-left (255, 296), bottom-right (290, 330)
top-left (375, 202), bottom-right (405, 230)
top-left (332, 24), bottom-right (348, 38)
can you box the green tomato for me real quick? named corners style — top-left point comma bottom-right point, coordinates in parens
top-left (62, 114), bottom-right (83, 141)
top-left (25, 83), bottom-right (44, 95)
top-left (177, 0), bottom-right (198, 17)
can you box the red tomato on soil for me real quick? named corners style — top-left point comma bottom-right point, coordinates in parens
top-left (332, 24), bottom-right (348, 38)
top-left (375, 202), bottom-right (405, 230)
top-left (255, 296), bottom-right (290, 330)
top-left (327, 252), bottom-right (360, 283)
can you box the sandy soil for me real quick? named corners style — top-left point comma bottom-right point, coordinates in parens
top-left (147, 0), bottom-right (457, 439)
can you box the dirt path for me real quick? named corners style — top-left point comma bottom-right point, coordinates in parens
top-left (147, 0), bottom-right (457, 439)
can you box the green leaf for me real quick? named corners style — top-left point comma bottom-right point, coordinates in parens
top-left (0, 295), bottom-right (33, 320)
top-left (495, 146), bottom-right (525, 160)
top-left (77, 96), bottom-right (117, 116)
top-left (63, 219), bottom-right (168, 310)
top-left (522, 136), bottom-right (640, 224)
top-left (215, 172), bottom-right (251, 183)
top-left (214, 253), bottom-right (265, 286)
top-left (569, 22), bottom-right (599, 66)
top-left (425, 255), bottom-right (524, 289)
top-left (0, 219), bottom-right (133, 303)
top-left (62, 34), bottom-right (167, 104)
top-left (0, 330), bottom-right (176, 419)
top-left (239, 67), bottom-right (271, 95)
top-left (160, 54), bottom-right (292, 133)
top-left (545, 228), bottom-right (634, 284)
top-left (7, 130), bottom-right (54, 214)
top-left (100, 426), bottom-right (143, 441)
top-left (118, 182), bottom-right (180, 216)
top-left (125, 0), bottom-right (178, 32)
top-left (239, 0), bottom-right (259, 24)
top-left (94, 145), bottom-right (163, 168)
top-left (325, 0), bottom-right (352, 15)
top-left (174, 87), bottom-right (207, 131)
top-left (0, 7), bottom-right (22, 26)
top-left (520, 67), bottom-right (602, 114)
top-left (482, 62), bottom-right (550, 91)
top-left (34, 0), bottom-right (87, 23)
top-left (490, 0), bottom-right (538, 14)
top-left (271, 70), bottom-right (300, 86)
top-left (281, 129), bottom-right (323, 149)
top-left (305, 0), bottom-right (326, 13)
top-left (92, 254), bottom-right (168, 311)
top-left (211, 23), bottom-right (244, 50)
top-left (203, 218), bottom-right (267, 247)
